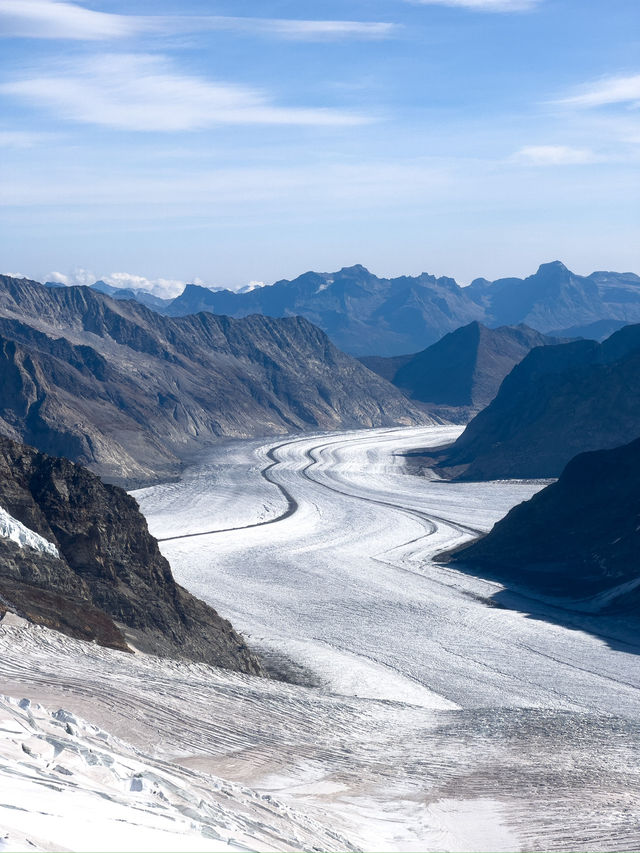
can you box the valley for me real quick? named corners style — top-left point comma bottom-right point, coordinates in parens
top-left (2, 426), bottom-right (639, 851)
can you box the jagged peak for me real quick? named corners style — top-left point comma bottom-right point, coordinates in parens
top-left (337, 263), bottom-right (371, 275)
top-left (535, 260), bottom-right (571, 277)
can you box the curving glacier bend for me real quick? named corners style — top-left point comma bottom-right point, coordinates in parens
top-left (1, 426), bottom-right (639, 851)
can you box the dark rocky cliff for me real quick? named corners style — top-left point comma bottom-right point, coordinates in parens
top-left (442, 437), bottom-right (640, 611)
top-left (0, 434), bottom-right (262, 674)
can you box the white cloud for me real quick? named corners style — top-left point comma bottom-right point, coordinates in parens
top-left (43, 270), bottom-right (267, 297)
top-left (407, 0), bottom-right (541, 11)
top-left (103, 272), bottom-right (185, 299)
top-left (46, 268), bottom-right (187, 298)
top-left (1, 53), bottom-right (370, 131)
top-left (0, 130), bottom-right (53, 148)
top-left (556, 74), bottom-right (640, 109)
top-left (0, 0), bottom-right (132, 39)
top-left (144, 16), bottom-right (396, 40)
top-left (513, 145), bottom-right (599, 166)
top-left (0, 0), bottom-right (395, 41)
top-left (46, 267), bottom-right (95, 286)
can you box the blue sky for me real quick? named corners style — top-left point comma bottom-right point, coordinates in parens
top-left (1, 0), bottom-right (639, 295)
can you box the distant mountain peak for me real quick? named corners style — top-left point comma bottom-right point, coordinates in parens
top-left (183, 282), bottom-right (210, 293)
top-left (338, 263), bottom-right (371, 275)
top-left (363, 320), bottom-right (561, 417)
top-left (535, 260), bottom-right (571, 276)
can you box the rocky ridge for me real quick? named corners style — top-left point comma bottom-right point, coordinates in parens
top-left (0, 274), bottom-right (425, 485)
top-left (361, 322), bottom-right (562, 421)
top-left (0, 433), bottom-right (262, 674)
top-left (435, 323), bottom-right (640, 479)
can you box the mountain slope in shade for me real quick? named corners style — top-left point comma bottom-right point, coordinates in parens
top-left (442, 437), bottom-right (640, 610)
top-left (155, 261), bottom-right (640, 357)
top-left (440, 324), bottom-right (640, 479)
top-left (362, 322), bottom-right (561, 420)
top-left (0, 433), bottom-right (262, 673)
top-left (549, 318), bottom-right (630, 342)
top-left (0, 275), bottom-right (425, 485)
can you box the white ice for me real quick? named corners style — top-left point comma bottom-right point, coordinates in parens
top-left (0, 506), bottom-right (59, 557)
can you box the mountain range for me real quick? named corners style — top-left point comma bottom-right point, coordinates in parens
top-left (442, 437), bottom-right (640, 612)
top-left (361, 321), bottom-right (563, 420)
top-left (98, 261), bottom-right (640, 357)
top-left (0, 275), bottom-right (424, 485)
top-left (435, 323), bottom-right (640, 480)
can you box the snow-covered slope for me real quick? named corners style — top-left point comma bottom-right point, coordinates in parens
top-left (0, 506), bottom-right (58, 557)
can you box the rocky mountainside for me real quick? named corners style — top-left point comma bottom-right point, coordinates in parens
top-left (361, 322), bottom-right (561, 420)
top-left (142, 261), bottom-right (640, 357)
top-left (0, 275), bottom-right (425, 485)
top-left (0, 433), bottom-right (262, 673)
top-left (438, 324), bottom-right (640, 479)
top-left (442, 437), bottom-right (640, 611)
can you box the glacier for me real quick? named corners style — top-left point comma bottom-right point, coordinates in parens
top-left (1, 426), bottom-right (639, 851)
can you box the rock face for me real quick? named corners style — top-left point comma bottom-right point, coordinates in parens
top-left (0, 275), bottom-right (425, 485)
top-left (361, 322), bottom-right (561, 420)
top-left (439, 324), bottom-right (640, 479)
top-left (155, 261), bottom-right (640, 357)
top-left (0, 433), bottom-right (263, 674)
top-left (443, 437), bottom-right (640, 610)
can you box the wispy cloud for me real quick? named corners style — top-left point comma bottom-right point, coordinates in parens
top-left (2, 160), bottom-right (450, 208)
top-left (0, 130), bottom-right (55, 148)
top-left (0, 0), bottom-right (132, 39)
top-left (0, 54), bottom-right (371, 131)
top-left (513, 145), bottom-right (599, 166)
top-left (144, 16), bottom-right (396, 41)
top-left (0, 0), bottom-right (396, 41)
top-left (407, 0), bottom-right (541, 12)
top-left (556, 74), bottom-right (640, 108)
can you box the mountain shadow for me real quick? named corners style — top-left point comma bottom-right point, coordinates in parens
top-left (436, 437), bottom-right (640, 653)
